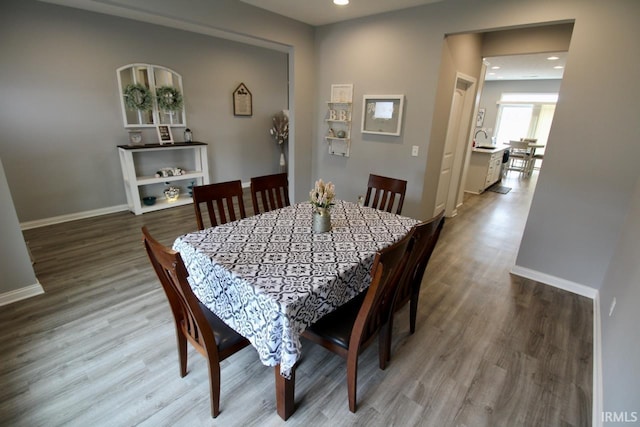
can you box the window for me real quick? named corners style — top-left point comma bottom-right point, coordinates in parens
top-left (494, 93), bottom-right (557, 152)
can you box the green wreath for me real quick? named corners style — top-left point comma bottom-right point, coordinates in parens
top-left (123, 83), bottom-right (153, 111)
top-left (156, 86), bottom-right (184, 111)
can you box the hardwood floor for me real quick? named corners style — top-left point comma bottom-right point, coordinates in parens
top-left (1, 171), bottom-right (592, 426)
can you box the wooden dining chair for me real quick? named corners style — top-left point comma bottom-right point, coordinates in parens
top-left (507, 140), bottom-right (533, 176)
top-left (142, 227), bottom-right (250, 418)
top-left (383, 211), bottom-right (445, 361)
top-left (301, 231), bottom-right (413, 412)
top-left (250, 172), bottom-right (290, 214)
top-left (364, 174), bottom-right (407, 215)
top-left (193, 180), bottom-right (247, 230)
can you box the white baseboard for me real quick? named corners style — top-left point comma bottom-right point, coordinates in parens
top-left (511, 264), bottom-right (601, 426)
top-left (20, 204), bottom-right (128, 230)
top-left (0, 282), bottom-right (44, 307)
top-left (510, 265), bottom-right (598, 299)
top-left (592, 292), bottom-right (603, 427)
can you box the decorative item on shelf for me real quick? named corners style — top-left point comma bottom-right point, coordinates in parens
top-left (164, 186), bottom-right (180, 202)
top-left (128, 130), bottom-right (143, 145)
top-left (155, 167), bottom-right (185, 178)
top-left (155, 86), bottom-right (183, 112)
top-left (156, 125), bottom-right (173, 144)
top-left (184, 128), bottom-right (193, 142)
top-left (142, 196), bottom-right (156, 206)
top-left (123, 83), bottom-right (153, 111)
top-left (310, 179), bottom-right (335, 233)
top-left (327, 128), bottom-right (335, 137)
top-left (336, 130), bottom-right (346, 138)
top-left (269, 110), bottom-right (289, 172)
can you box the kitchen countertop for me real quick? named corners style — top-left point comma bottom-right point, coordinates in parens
top-left (472, 144), bottom-right (509, 154)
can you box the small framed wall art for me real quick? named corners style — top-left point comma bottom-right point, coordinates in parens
top-left (233, 83), bottom-right (252, 116)
top-left (476, 108), bottom-right (486, 127)
top-left (156, 125), bottom-right (173, 144)
top-left (361, 95), bottom-right (405, 136)
top-left (331, 84), bottom-right (353, 103)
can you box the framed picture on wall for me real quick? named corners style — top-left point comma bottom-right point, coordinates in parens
top-left (233, 83), bottom-right (253, 116)
top-left (476, 108), bottom-right (486, 127)
top-left (361, 95), bottom-right (405, 136)
top-left (156, 125), bottom-right (173, 144)
top-left (331, 84), bottom-right (353, 103)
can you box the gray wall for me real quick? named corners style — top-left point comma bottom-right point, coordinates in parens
top-left (0, 158), bottom-right (37, 294)
top-left (0, 0), bottom-right (288, 222)
top-left (599, 175), bottom-right (640, 417)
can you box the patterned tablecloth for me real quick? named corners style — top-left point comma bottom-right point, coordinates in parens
top-left (173, 200), bottom-right (418, 377)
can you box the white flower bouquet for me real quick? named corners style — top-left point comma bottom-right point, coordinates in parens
top-left (310, 179), bottom-right (335, 209)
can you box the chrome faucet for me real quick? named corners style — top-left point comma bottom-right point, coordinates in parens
top-left (474, 129), bottom-right (488, 140)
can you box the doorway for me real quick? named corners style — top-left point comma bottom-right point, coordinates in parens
top-left (434, 72), bottom-right (476, 217)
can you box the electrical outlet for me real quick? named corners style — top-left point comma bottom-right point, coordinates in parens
top-left (411, 146), bottom-right (419, 157)
top-left (609, 297), bottom-right (617, 316)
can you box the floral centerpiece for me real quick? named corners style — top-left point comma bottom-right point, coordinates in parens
top-left (269, 110), bottom-right (289, 171)
top-left (310, 179), bottom-right (335, 209)
top-left (310, 179), bottom-right (335, 233)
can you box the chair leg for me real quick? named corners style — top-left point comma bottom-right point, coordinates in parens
top-left (379, 317), bottom-right (393, 368)
top-left (177, 329), bottom-right (188, 377)
top-left (409, 293), bottom-right (419, 334)
top-left (206, 356), bottom-right (221, 418)
top-left (346, 352), bottom-right (358, 413)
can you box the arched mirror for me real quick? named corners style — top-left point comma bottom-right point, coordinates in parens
top-left (117, 63), bottom-right (186, 128)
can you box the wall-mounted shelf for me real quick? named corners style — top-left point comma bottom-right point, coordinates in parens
top-left (118, 142), bottom-right (209, 214)
top-left (325, 101), bottom-right (352, 157)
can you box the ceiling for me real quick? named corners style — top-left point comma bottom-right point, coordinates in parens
top-left (238, 1), bottom-right (566, 81)
top-left (484, 52), bottom-right (567, 81)
top-left (239, 0), bottom-right (443, 26)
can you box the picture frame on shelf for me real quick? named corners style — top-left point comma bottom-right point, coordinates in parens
top-left (233, 83), bottom-right (253, 116)
top-left (361, 95), bottom-right (405, 136)
top-left (156, 125), bottom-right (173, 144)
top-left (331, 84), bottom-right (353, 103)
top-left (128, 130), bottom-right (143, 146)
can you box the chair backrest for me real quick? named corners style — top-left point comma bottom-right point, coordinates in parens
top-left (364, 174), bottom-right (407, 215)
top-left (250, 173), bottom-right (290, 214)
top-left (393, 211), bottom-right (445, 311)
top-left (142, 226), bottom-right (219, 361)
top-left (193, 180), bottom-right (246, 230)
top-left (509, 140), bottom-right (532, 156)
top-left (349, 231), bottom-right (413, 352)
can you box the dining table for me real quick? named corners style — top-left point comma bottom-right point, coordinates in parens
top-left (172, 199), bottom-right (418, 419)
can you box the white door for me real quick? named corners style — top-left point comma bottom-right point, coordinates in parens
top-left (435, 75), bottom-right (474, 216)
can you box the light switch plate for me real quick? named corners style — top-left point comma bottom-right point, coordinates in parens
top-left (411, 146), bottom-right (419, 157)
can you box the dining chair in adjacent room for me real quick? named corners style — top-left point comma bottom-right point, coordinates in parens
top-left (507, 140), bottom-right (533, 176)
top-left (364, 173), bottom-right (407, 215)
top-left (301, 230), bottom-right (413, 413)
top-left (193, 180), bottom-right (247, 230)
top-left (142, 227), bottom-right (251, 418)
top-left (250, 172), bottom-right (290, 214)
top-left (383, 211), bottom-right (445, 361)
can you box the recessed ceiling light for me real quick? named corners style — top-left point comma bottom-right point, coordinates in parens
top-left (491, 66), bottom-right (500, 70)
top-left (488, 72), bottom-right (496, 75)
top-left (547, 56), bottom-right (560, 60)
top-left (553, 65), bottom-right (564, 69)
top-left (333, 0), bottom-right (349, 5)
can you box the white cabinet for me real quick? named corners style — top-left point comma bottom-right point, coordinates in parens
top-left (325, 101), bottom-right (352, 157)
top-left (118, 142), bottom-right (209, 215)
top-left (464, 148), bottom-right (507, 194)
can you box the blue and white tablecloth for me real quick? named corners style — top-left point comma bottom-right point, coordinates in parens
top-left (173, 200), bottom-right (418, 377)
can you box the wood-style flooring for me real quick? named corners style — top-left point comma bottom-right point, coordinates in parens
top-left (1, 171), bottom-right (592, 426)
